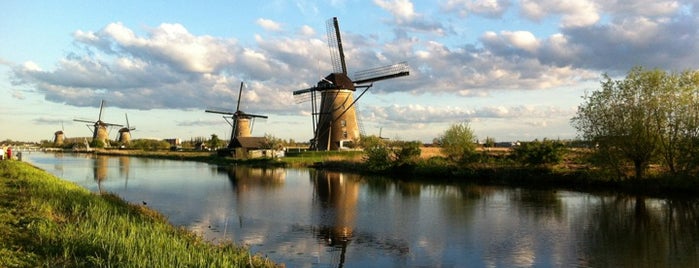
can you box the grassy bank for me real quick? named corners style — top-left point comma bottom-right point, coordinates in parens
top-left (0, 160), bottom-right (277, 267)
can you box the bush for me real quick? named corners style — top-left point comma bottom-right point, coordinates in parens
top-left (511, 139), bottom-right (566, 166)
top-left (130, 139), bottom-right (171, 151)
top-left (392, 141), bottom-right (422, 165)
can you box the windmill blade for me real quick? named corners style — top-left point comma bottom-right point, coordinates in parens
top-left (236, 81), bottom-right (244, 112)
top-left (74, 119), bottom-right (96, 124)
top-left (205, 109), bottom-right (235, 115)
top-left (102, 122), bottom-right (124, 127)
top-left (240, 112), bottom-right (268, 119)
top-left (327, 17), bottom-right (347, 74)
top-left (125, 113), bottom-right (135, 130)
top-left (98, 100), bottom-right (106, 121)
top-left (293, 86), bottom-right (320, 96)
top-left (353, 62), bottom-right (410, 85)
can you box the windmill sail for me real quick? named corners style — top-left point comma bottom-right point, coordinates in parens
top-left (327, 17), bottom-right (347, 75)
top-left (353, 62), bottom-right (410, 85)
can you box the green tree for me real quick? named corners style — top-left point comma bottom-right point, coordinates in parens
top-left (484, 137), bottom-right (496, 148)
top-left (207, 134), bottom-right (224, 149)
top-left (439, 122), bottom-right (477, 163)
top-left (572, 67), bottom-right (699, 179)
top-left (653, 70), bottom-right (699, 176)
top-left (262, 134), bottom-right (284, 149)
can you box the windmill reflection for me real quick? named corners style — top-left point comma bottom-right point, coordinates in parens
top-left (224, 165), bottom-right (286, 193)
top-left (118, 156), bottom-right (131, 188)
top-left (91, 155), bottom-right (133, 193)
top-left (311, 169), bottom-right (360, 267)
top-left (93, 155), bottom-right (108, 193)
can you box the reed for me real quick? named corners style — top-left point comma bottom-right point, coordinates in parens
top-left (0, 160), bottom-right (277, 267)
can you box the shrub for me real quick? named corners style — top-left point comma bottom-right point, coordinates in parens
top-left (511, 139), bottom-right (566, 166)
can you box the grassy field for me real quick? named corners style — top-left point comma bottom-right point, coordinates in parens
top-left (0, 160), bottom-right (278, 267)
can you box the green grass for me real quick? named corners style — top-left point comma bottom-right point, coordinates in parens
top-left (0, 160), bottom-right (277, 267)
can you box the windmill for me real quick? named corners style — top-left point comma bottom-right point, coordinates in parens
top-left (74, 100), bottom-right (123, 146)
top-left (293, 17), bottom-right (409, 150)
top-left (117, 113), bottom-right (136, 145)
top-left (53, 121), bottom-right (66, 147)
top-left (206, 81), bottom-right (268, 148)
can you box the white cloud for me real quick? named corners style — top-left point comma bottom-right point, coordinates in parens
top-left (442, 0), bottom-right (511, 18)
top-left (374, 0), bottom-right (417, 23)
top-left (520, 0), bottom-right (600, 28)
top-left (256, 18), bottom-right (283, 32)
top-left (501, 31), bottom-right (540, 52)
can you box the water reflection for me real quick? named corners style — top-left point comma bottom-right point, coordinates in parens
top-left (224, 165), bottom-right (286, 191)
top-left (311, 170), bottom-right (359, 266)
top-left (22, 152), bottom-right (699, 267)
top-left (580, 196), bottom-right (699, 267)
top-left (93, 155), bottom-right (108, 193)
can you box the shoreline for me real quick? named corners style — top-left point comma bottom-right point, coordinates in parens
top-left (79, 148), bottom-right (699, 200)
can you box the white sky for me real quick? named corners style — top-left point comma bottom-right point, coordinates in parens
top-left (2, 0), bottom-right (698, 143)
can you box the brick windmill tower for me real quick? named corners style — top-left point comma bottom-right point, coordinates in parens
top-left (206, 81), bottom-right (268, 148)
top-left (293, 17), bottom-right (409, 150)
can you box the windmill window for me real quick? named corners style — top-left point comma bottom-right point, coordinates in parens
top-left (343, 131), bottom-right (348, 138)
top-left (341, 120), bottom-right (346, 127)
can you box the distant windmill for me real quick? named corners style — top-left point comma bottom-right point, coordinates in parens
top-left (293, 17), bottom-right (409, 150)
top-left (117, 113), bottom-right (136, 145)
top-left (53, 121), bottom-right (66, 147)
top-left (206, 82), bottom-right (268, 148)
top-left (74, 100), bottom-right (123, 146)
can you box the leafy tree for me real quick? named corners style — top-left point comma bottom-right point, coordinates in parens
top-left (484, 137), bottom-right (496, 148)
top-left (207, 134), bottom-right (224, 149)
top-left (439, 122), bottom-right (477, 163)
top-left (653, 70), bottom-right (699, 176)
top-left (572, 67), bottom-right (699, 179)
top-left (262, 134), bottom-right (284, 149)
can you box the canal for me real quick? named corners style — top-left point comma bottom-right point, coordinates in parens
top-left (24, 152), bottom-right (699, 267)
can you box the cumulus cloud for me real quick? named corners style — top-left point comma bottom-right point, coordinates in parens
top-left (374, 0), bottom-right (449, 35)
top-left (256, 18), bottom-right (283, 32)
top-left (442, 0), bottom-right (511, 18)
top-left (362, 103), bottom-right (574, 125)
top-left (520, 0), bottom-right (600, 28)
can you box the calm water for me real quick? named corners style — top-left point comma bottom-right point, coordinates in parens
top-left (24, 152), bottom-right (699, 267)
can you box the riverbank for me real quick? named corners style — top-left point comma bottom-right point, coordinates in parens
top-left (89, 148), bottom-right (699, 198)
top-left (0, 160), bottom-right (278, 267)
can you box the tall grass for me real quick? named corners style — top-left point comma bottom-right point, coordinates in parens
top-left (0, 160), bottom-right (277, 267)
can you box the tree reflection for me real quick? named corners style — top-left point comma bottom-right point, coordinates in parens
top-left (580, 196), bottom-right (699, 267)
top-left (510, 189), bottom-right (564, 220)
